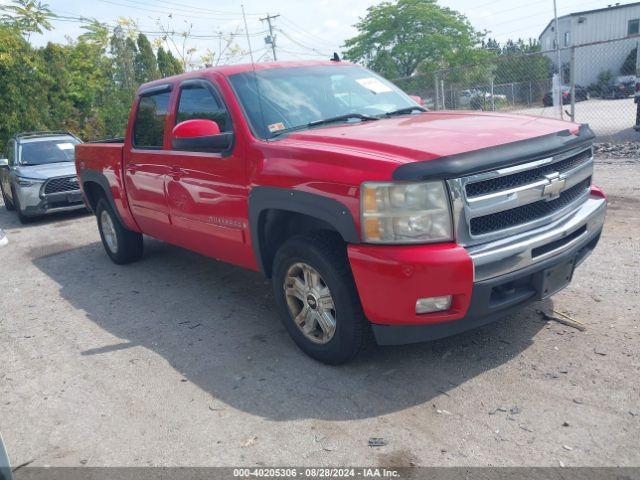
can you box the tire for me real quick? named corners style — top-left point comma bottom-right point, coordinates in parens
top-left (96, 198), bottom-right (143, 264)
top-left (11, 185), bottom-right (32, 224)
top-left (272, 234), bottom-right (372, 365)
top-left (1, 183), bottom-right (14, 211)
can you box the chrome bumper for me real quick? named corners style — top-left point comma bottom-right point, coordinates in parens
top-left (468, 195), bottom-right (606, 281)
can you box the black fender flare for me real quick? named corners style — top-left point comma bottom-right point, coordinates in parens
top-left (79, 169), bottom-right (127, 225)
top-left (248, 186), bottom-right (360, 274)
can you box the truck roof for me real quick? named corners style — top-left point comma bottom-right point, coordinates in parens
top-left (137, 60), bottom-right (352, 95)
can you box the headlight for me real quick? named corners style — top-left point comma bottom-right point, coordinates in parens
top-left (361, 181), bottom-right (452, 243)
top-left (16, 176), bottom-right (43, 187)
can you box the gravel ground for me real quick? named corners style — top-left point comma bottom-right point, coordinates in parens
top-left (0, 158), bottom-right (638, 468)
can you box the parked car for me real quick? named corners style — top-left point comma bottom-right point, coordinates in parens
top-left (542, 85), bottom-right (589, 106)
top-left (75, 61), bottom-right (606, 364)
top-left (0, 132), bottom-right (85, 223)
top-left (459, 89), bottom-right (507, 109)
top-left (601, 75), bottom-right (635, 99)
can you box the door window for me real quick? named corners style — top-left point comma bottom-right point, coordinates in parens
top-left (133, 91), bottom-right (171, 148)
top-left (176, 85), bottom-right (231, 132)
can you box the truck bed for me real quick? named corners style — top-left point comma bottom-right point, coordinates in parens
top-left (75, 142), bottom-right (124, 174)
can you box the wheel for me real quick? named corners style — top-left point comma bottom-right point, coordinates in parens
top-left (96, 198), bottom-right (143, 264)
top-left (11, 185), bottom-right (32, 224)
top-left (272, 234), bottom-right (372, 365)
top-left (1, 183), bottom-right (14, 211)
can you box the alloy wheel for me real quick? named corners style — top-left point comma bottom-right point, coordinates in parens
top-left (284, 262), bottom-right (337, 344)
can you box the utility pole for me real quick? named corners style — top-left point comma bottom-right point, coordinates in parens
top-left (553, 0), bottom-right (564, 119)
top-left (260, 13), bottom-right (280, 61)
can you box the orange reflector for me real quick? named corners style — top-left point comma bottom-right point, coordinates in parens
top-left (363, 187), bottom-right (378, 212)
top-left (364, 218), bottom-right (381, 240)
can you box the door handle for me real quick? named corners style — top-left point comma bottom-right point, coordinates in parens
top-left (169, 166), bottom-right (183, 181)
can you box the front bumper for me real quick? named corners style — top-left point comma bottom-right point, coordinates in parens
top-left (348, 192), bottom-right (606, 346)
top-left (16, 182), bottom-right (85, 217)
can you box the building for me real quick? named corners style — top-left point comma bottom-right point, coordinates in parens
top-left (539, 2), bottom-right (640, 86)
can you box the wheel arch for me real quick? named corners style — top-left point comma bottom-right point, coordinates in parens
top-left (79, 170), bottom-right (132, 229)
top-left (249, 187), bottom-right (360, 277)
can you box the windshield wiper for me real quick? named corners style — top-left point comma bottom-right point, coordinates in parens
top-left (270, 113), bottom-right (379, 138)
top-left (308, 113), bottom-right (379, 127)
top-left (385, 106), bottom-right (427, 117)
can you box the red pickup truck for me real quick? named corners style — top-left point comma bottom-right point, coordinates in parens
top-left (75, 60), bottom-right (606, 364)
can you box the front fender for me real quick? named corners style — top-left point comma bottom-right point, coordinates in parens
top-left (248, 186), bottom-right (360, 274)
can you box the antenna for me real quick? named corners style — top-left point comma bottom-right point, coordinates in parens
top-left (241, 4), bottom-right (267, 138)
top-left (242, 4), bottom-right (256, 65)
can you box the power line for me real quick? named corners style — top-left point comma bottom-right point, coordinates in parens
top-left (125, 0), bottom-right (263, 16)
top-left (94, 0), bottom-right (263, 21)
top-left (46, 10), bottom-right (268, 39)
top-left (276, 28), bottom-right (331, 57)
top-left (278, 16), bottom-right (337, 50)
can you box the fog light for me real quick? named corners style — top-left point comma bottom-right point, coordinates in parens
top-left (416, 296), bottom-right (452, 314)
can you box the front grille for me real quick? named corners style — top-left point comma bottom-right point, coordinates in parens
top-left (470, 177), bottom-right (591, 235)
top-left (465, 148), bottom-right (592, 198)
top-left (44, 176), bottom-right (80, 194)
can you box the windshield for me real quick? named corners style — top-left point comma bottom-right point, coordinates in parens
top-left (19, 137), bottom-right (80, 166)
top-left (228, 65), bottom-right (417, 139)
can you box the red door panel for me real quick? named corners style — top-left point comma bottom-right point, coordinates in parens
top-left (124, 89), bottom-right (173, 240)
top-left (163, 149), bottom-right (253, 268)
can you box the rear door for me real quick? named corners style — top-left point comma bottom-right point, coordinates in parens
top-left (163, 78), bottom-right (253, 268)
top-left (123, 86), bottom-right (173, 239)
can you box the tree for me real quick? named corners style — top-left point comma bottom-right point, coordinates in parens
top-left (485, 38), bottom-right (552, 84)
top-left (0, 0), bottom-right (53, 38)
top-left (135, 33), bottom-right (159, 83)
top-left (111, 26), bottom-right (137, 92)
top-left (155, 17), bottom-right (196, 71)
top-left (343, 0), bottom-right (483, 78)
top-left (0, 25), bottom-right (49, 150)
top-left (157, 46), bottom-right (182, 77)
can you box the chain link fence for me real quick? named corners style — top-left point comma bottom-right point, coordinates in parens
top-left (396, 36), bottom-right (640, 143)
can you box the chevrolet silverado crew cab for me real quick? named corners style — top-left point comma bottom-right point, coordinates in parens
top-left (1, 131), bottom-right (85, 223)
top-left (75, 61), bottom-right (606, 364)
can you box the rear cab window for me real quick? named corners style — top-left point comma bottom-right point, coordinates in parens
top-left (133, 90), bottom-right (171, 149)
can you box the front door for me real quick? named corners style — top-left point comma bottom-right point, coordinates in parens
top-left (123, 87), bottom-right (173, 239)
top-left (163, 79), bottom-right (253, 268)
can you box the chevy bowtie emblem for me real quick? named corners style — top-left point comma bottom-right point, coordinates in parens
top-left (542, 172), bottom-right (565, 201)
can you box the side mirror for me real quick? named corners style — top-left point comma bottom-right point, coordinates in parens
top-left (410, 95), bottom-right (423, 106)
top-left (0, 158), bottom-right (8, 168)
top-left (171, 119), bottom-right (233, 153)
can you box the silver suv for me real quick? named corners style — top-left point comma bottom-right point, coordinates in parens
top-left (0, 132), bottom-right (85, 223)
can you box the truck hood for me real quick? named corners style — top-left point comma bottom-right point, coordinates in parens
top-left (282, 111), bottom-right (579, 163)
top-left (14, 162), bottom-right (77, 180)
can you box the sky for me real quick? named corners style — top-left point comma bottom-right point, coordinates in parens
top-left (4, 0), bottom-right (640, 64)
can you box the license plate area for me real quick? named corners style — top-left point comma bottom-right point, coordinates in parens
top-left (539, 257), bottom-right (576, 299)
top-left (67, 192), bottom-right (82, 203)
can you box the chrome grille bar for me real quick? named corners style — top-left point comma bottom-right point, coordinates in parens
top-left (447, 145), bottom-right (594, 246)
